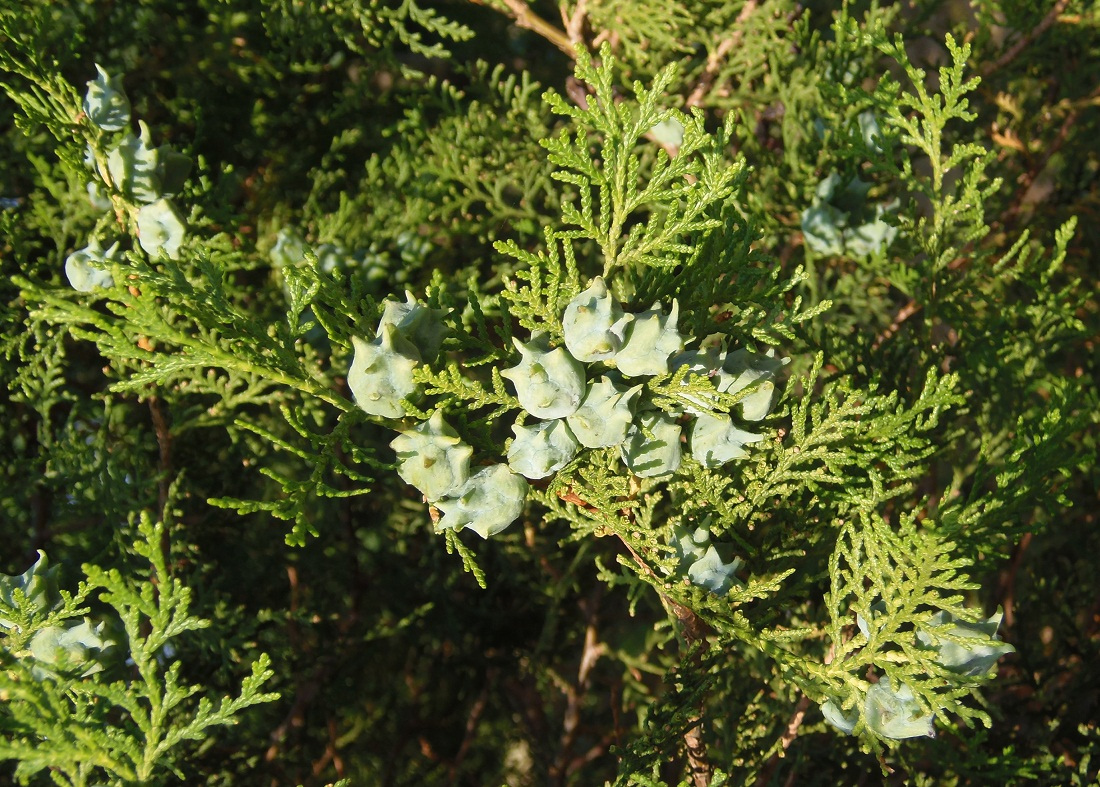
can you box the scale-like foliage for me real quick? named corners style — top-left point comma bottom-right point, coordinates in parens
top-left (1, 1), bottom-right (1096, 785)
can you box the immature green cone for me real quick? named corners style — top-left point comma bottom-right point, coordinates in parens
top-left (863, 681), bottom-right (935, 739)
top-left (614, 300), bottom-right (684, 377)
top-left (29, 618), bottom-right (116, 681)
top-left (83, 64), bottom-right (130, 131)
top-left (136, 198), bottom-right (186, 260)
top-left (686, 546), bottom-right (741, 596)
top-left (621, 410), bottom-right (681, 477)
top-left (501, 332), bottom-right (585, 419)
top-left (390, 410), bottom-right (472, 501)
top-left (562, 276), bottom-right (632, 362)
top-left (0, 552), bottom-right (60, 628)
top-left (106, 121), bottom-right (162, 203)
top-left (436, 464), bottom-right (529, 538)
top-left (65, 237), bottom-right (120, 292)
top-left (377, 291), bottom-right (447, 361)
top-left (566, 376), bottom-right (641, 448)
top-left (720, 349), bottom-right (789, 421)
top-left (507, 419), bottom-right (579, 480)
top-left (348, 325), bottom-right (421, 418)
top-left (689, 413), bottom-right (763, 468)
top-left (820, 699), bottom-right (859, 735)
top-left (669, 346), bottom-right (726, 415)
top-left (915, 609), bottom-right (1015, 677)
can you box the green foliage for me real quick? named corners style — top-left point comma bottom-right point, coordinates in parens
top-left (2, 0), bottom-right (1097, 785)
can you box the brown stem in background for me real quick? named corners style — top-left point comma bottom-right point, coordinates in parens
top-left (871, 299), bottom-right (921, 352)
top-left (468, 0), bottom-right (578, 58)
top-left (449, 681), bottom-right (490, 785)
top-left (561, 0), bottom-right (588, 48)
top-left (148, 395), bottom-right (172, 513)
top-left (980, 0), bottom-right (1071, 78)
top-left (685, 1), bottom-right (759, 108)
top-left (998, 531), bottom-right (1033, 630)
top-left (619, 535), bottom-right (712, 785)
top-left (998, 84), bottom-right (1099, 227)
top-left (550, 592), bottom-right (607, 785)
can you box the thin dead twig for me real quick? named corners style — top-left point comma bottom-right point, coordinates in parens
top-left (981, 0), bottom-right (1071, 78)
top-left (469, 0), bottom-right (577, 58)
top-left (685, 1), bottom-right (759, 109)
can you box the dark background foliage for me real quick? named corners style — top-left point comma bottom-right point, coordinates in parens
top-left (1, 0), bottom-right (1097, 784)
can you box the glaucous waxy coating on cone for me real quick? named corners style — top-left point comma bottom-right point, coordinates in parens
top-left (348, 325), bottom-right (421, 418)
top-left (136, 199), bottom-right (186, 260)
top-left (863, 681), bottom-right (935, 739)
top-left (720, 349), bottom-right (789, 421)
top-left (689, 412), bottom-right (763, 467)
top-left (507, 419), bottom-right (579, 479)
top-left (377, 291), bottom-right (447, 361)
top-left (28, 618), bottom-right (116, 681)
top-left (621, 410), bottom-right (681, 477)
top-left (83, 64), bottom-right (130, 131)
top-left (65, 238), bottom-right (119, 292)
top-left (501, 332), bottom-right (585, 419)
top-left (562, 276), bottom-right (632, 362)
top-left (669, 345), bottom-right (727, 415)
top-left (915, 609), bottom-right (1015, 677)
top-left (687, 546), bottom-right (741, 596)
top-left (820, 700), bottom-right (859, 735)
top-left (435, 464), bottom-right (529, 538)
top-left (390, 411), bottom-right (472, 501)
top-left (106, 121), bottom-right (163, 204)
top-left (0, 552), bottom-right (60, 628)
top-left (566, 376), bottom-right (641, 448)
top-left (614, 300), bottom-right (684, 377)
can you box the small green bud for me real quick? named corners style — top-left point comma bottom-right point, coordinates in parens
top-left (136, 198), bottom-right (186, 259)
top-left (390, 410), bottom-right (472, 501)
top-left (915, 609), bottom-right (1015, 677)
top-left (501, 332), bottom-right (586, 419)
top-left (689, 412), bottom-right (762, 467)
top-left (65, 237), bottom-right (120, 292)
top-left (621, 411), bottom-right (682, 477)
top-left (377, 291), bottom-right (447, 361)
top-left (562, 277), bottom-right (632, 362)
top-left (566, 376), bottom-right (641, 448)
top-left (436, 464), bottom-right (529, 538)
top-left (863, 680), bottom-right (935, 739)
top-left (719, 349), bottom-right (789, 421)
top-left (0, 552), bottom-right (60, 628)
top-left (614, 300), bottom-right (683, 377)
top-left (83, 64), bottom-right (130, 131)
top-left (348, 325), bottom-right (421, 418)
top-left (507, 418), bottom-right (579, 479)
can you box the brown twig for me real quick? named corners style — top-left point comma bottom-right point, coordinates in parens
top-left (448, 681), bottom-right (490, 785)
top-left (980, 0), bottom-right (1071, 78)
top-left (685, 1), bottom-right (759, 109)
top-left (998, 531), bottom-right (1034, 631)
top-left (550, 594), bottom-right (606, 785)
top-left (468, 0), bottom-right (577, 58)
top-left (871, 299), bottom-right (921, 352)
top-left (999, 84), bottom-right (1099, 227)
top-left (560, 0), bottom-right (587, 48)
